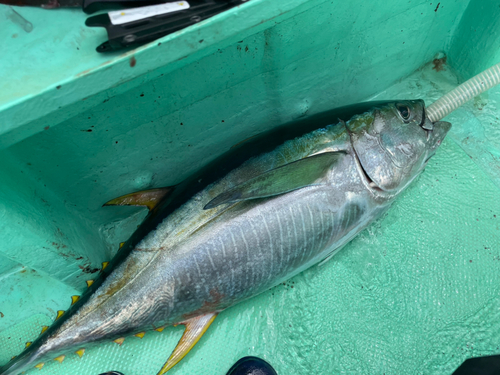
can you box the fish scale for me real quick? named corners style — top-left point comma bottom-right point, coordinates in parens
top-left (0, 100), bottom-right (451, 375)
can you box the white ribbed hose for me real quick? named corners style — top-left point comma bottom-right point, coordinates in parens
top-left (426, 62), bottom-right (500, 122)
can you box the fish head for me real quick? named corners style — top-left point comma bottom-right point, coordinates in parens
top-left (346, 99), bottom-right (451, 194)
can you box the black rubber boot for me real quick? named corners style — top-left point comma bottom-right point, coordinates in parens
top-left (226, 356), bottom-right (278, 375)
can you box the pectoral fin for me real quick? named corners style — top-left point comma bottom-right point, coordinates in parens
top-left (103, 187), bottom-right (174, 211)
top-left (204, 151), bottom-right (344, 209)
top-left (157, 313), bottom-right (218, 374)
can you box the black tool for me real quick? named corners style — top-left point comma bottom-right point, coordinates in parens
top-left (86, 0), bottom-right (248, 52)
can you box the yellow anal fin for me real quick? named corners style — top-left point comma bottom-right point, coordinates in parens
top-left (103, 187), bottom-right (174, 211)
top-left (157, 312), bottom-right (218, 375)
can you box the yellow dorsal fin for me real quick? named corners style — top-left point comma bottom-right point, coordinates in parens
top-left (119, 242), bottom-right (125, 248)
top-left (154, 326), bottom-right (165, 332)
top-left (113, 337), bottom-right (125, 346)
top-left (35, 362), bottom-right (44, 370)
top-left (102, 261), bottom-right (109, 271)
top-left (41, 326), bottom-right (49, 334)
top-left (75, 348), bottom-right (85, 358)
top-left (134, 332), bottom-right (145, 339)
top-left (25, 342), bottom-right (32, 348)
top-left (71, 295), bottom-right (80, 305)
top-left (86, 280), bottom-right (94, 288)
top-left (157, 312), bottom-right (218, 375)
top-left (54, 355), bottom-right (65, 363)
top-left (103, 187), bottom-right (174, 211)
top-left (55, 310), bottom-right (65, 320)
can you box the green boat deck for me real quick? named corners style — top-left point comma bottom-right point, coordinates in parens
top-left (1, 0), bottom-right (499, 374)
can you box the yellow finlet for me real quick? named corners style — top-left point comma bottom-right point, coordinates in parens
top-left (41, 326), bottom-right (49, 334)
top-left (54, 355), bottom-right (65, 363)
top-left (119, 242), bottom-right (125, 248)
top-left (114, 337), bottom-right (125, 346)
top-left (35, 363), bottom-right (44, 370)
top-left (103, 187), bottom-right (173, 211)
top-left (134, 332), bottom-right (145, 339)
top-left (102, 261), bottom-right (109, 271)
top-left (71, 295), bottom-right (80, 305)
top-left (55, 310), bottom-right (65, 320)
top-left (154, 326), bottom-right (165, 332)
top-left (86, 280), bottom-right (94, 288)
top-left (157, 312), bottom-right (218, 375)
top-left (75, 348), bottom-right (85, 358)
top-left (25, 342), bottom-right (32, 348)
top-left (11, 356), bottom-right (17, 361)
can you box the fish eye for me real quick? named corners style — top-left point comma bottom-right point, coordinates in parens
top-left (396, 103), bottom-right (411, 122)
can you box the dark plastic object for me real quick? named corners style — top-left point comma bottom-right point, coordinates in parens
top-left (452, 355), bottom-right (500, 375)
top-left (226, 356), bottom-right (278, 375)
top-left (86, 0), bottom-right (248, 52)
top-left (0, 0), bottom-right (196, 14)
top-left (82, 0), bottom-right (177, 14)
